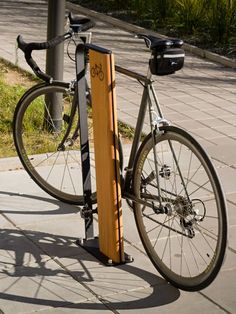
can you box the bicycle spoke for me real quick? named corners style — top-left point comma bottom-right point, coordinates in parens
top-left (46, 152), bottom-right (61, 180)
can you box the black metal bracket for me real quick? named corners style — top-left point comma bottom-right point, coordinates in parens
top-left (75, 43), bottom-right (94, 240)
top-left (76, 237), bottom-right (133, 266)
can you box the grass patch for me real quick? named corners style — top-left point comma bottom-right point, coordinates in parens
top-left (118, 120), bottom-right (146, 141)
top-left (118, 121), bottom-right (135, 140)
top-left (0, 60), bottom-right (33, 157)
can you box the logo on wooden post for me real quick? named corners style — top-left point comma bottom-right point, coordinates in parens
top-left (91, 63), bottom-right (104, 81)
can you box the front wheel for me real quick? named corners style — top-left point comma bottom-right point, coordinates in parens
top-left (13, 82), bottom-right (96, 205)
top-left (132, 126), bottom-right (228, 291)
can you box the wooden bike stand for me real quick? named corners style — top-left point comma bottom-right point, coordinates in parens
top-left (75, 43), bottom-right (132, 265)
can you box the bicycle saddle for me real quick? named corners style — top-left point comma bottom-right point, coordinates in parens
top-left (68, 12), bottom-right (95, 32)
top-left (137, 34), bottom-right (183, 51)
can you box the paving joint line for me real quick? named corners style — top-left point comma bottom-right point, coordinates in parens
top-left (198, 291), bottom-right (232, 314)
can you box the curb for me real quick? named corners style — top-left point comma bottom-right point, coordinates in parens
top-left (66, 2), bottom-right (236, 69)
top-left (0, 156), bottom-right (23, 172)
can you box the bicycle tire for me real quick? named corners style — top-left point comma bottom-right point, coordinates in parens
top-left (13, 81), bottom-right (96, 205)
top-left (132, 125), bottom-right (227, 291)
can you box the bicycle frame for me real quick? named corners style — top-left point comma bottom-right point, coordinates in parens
top-left (115, 66), bottom-right (168, 212)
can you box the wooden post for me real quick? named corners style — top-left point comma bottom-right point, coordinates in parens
top-left (89, 48), bottom-right (124, 264)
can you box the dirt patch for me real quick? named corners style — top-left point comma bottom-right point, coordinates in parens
top-left (0, 59), bottom-right (34, 88)
top-left (4, 70), bottom-right (32, 87)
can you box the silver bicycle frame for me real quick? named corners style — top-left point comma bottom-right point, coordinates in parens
top-left (115, 65), bottom-right (169, 211)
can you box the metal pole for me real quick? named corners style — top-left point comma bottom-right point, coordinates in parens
top-left (45, 0), bottom-right (65, 131)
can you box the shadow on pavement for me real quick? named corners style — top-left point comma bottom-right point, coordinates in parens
top-left (0, 227), bottom-right (180, 310)
top-left (0, 190), bottom-right (80, 215)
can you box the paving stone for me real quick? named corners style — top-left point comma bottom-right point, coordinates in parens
top-left (166, 103), bottom-right (194, 114)
top-left (104, 287), bottom-right (226, 313)
top-left (191, 102), bottom-right (218, 112)
top-left (175, 120), bottom-right (205, 131)
top-left (0, 187), bottom-right (80, 228)
top-left (228, 225), bottom-right (236, 252)
top-left (0, 226), bottom-right (50, 271)
top-left (41, 300), bottom-right (111, 313)
top-left (221, 247), bottom-right (236, 271)
top-left (227, 106), bottom-right (236, 114)
top-left (221, 116), bottom-right (236, 126)
top-left (226, 200), bottom-right (236, 226)
top-left (15, 214), bottom-right (99, 261)
top-left (54, 249), bottom-right (166, 298)
top-left (190, 127), bottom-right (222, 140)
top-left (213, 125), bottom-right (236, 137)
top-left (200, 118), bottom-right (233, 128)
top-left (217, 166), bottom-right (236, 194)
top-left (209, 135), bottom-right (236, 146)
top-left (202, 268), bottom-right (236, 314)
top-left (0, 258), bottom-right (94, 314)
top-left (227, 192), bottom-right (236, 205)
top-left (206, 142), bottom-right (236, 166)
top-left (206, 108), bottom-right (236, 119)
top-left (185, 110), bottom-right (213, 120)
top-left (122, 205), bottom-right (142, 247)
top-left (163, 112), bottom-right (190, 123)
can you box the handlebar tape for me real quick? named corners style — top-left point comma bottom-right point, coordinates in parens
top-left (17, 32), bottom-right (72, 82)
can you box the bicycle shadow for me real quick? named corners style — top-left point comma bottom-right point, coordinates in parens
top-left (0, 226), bottom-right (180, 310)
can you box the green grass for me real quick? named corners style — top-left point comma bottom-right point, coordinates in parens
top-left (0, 66), bottom-right (27, 157)
top-left (0, 58), bottom-right (41, 157)
top-left (118, 120), bottom-right (145, 141)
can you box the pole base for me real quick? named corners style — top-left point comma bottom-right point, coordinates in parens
top-left (76, 237), bottom-right (133, 266)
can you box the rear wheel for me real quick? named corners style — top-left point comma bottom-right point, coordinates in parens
top-left (132, 126), bottom-right (227, 291)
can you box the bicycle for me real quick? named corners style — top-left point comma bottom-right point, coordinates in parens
top-left (13, 14), bottom-right (228, 291)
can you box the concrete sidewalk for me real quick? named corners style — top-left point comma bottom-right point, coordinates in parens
top-left (0, 0), bottom-right (236, 313)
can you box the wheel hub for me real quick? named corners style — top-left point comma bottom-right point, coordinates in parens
top-left (174, 196), bottom-right (192, 217)
top-left (159, 164), bottom-right (171, 179)
top-left (165, 196), bottom-right (197, 238)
